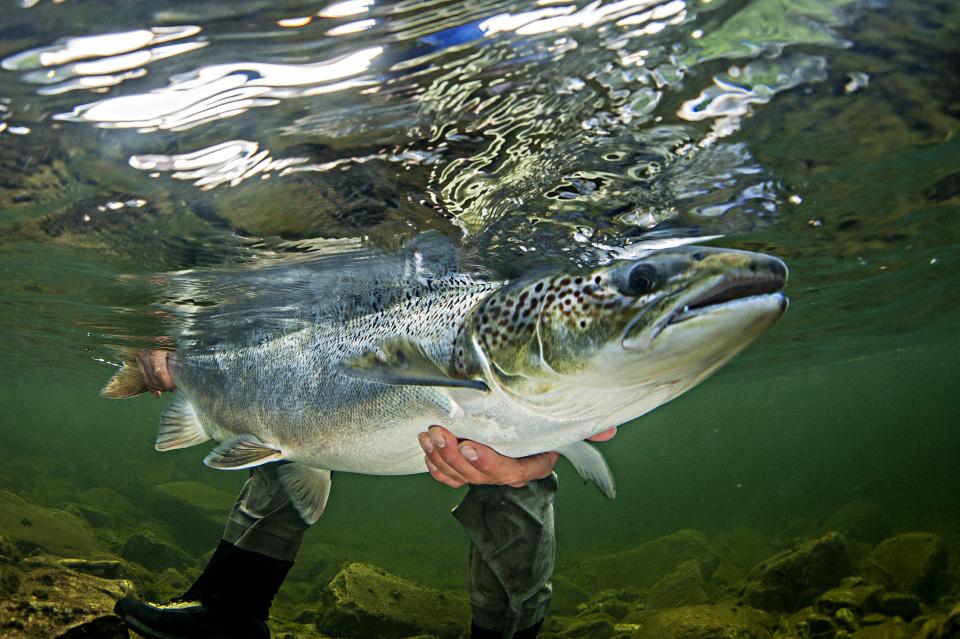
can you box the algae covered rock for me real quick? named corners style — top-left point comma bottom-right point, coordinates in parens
top-left (572, 529), bottom-right (715, 592)
top-left (0, 553), bottom-right (134, 638)
top-left (816, 579), bottom-right (883, 616)
top-left (120, 530), bottom-right (192, 572)
top-left (0, 490), bottom-right (104, 558)
top-left (822, 502), bottom-right (892, 545)
top-left (859, 533), bottom-right (948, 600)
top-left (631, 603), bottom-right (773, 639)
top-left (313, 562), bottom-right (467, 639)
top-left (742, 532), bottom-right (852, 612)
top-left (647, 559), bottom-right (710, 609)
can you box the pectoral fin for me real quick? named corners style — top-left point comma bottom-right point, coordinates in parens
top-left (557, 441), bottom-right (616, 499)
top-left (277, 463), bottom-right (332, 525)
top-left (156, 393), bottom-right (210, 451)
top-left (204, 434), bottom-right (283, 469)
top-left (341, 338), bottom-right (489, 392)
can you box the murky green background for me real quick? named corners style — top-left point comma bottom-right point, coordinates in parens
top-left (1, 0), bottom-right (958, 635)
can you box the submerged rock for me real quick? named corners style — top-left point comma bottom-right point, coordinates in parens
top-left (848, 617), bottom-right (916, 639)
top-left (817, 580), bottom-right (883, 616)
top-left (120, 530), bottom-right (192, 572)
top-left (741, 532), bottom-right (852, 613)
top-left (0, 553), bottom-right (133, 638)
top-left (570, 529), bottom-right (715, 592)
top-left (313, 562), bottom-right (467, 639)
top-left (647, 559), bottom-right (710, 609)
top-left (859, 533), bottom-right (948, 600)
top-left (876, 592), bottom-right (922, 620)
top-left (631, 603), bottom-right (773, 639)
top-left (822, 502), bottom-right (892, 545)
top-left (0, 490), bottom-right (104, 558)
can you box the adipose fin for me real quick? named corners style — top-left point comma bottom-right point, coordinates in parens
top-left (277, 463), bottom-right (332, 525)
top-left (204, 434), bottom-right (283, 469)
top-left (156, 392), bottom-right (210, 451)
top-left (556, 441), bottom-right (617, 499)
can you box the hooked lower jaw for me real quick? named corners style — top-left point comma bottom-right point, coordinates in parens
top-left (623, 272), bottom-right (787, 348)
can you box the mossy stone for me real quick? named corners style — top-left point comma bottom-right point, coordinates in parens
top-left (647, 559), bottom-right (710, 609)
top-left (561, 612), bottom-right (616, 638)
top-left (817, 583), bottom-right (882, 615)
top-left (876, 592), bottom-right (921, 620)
top-left (631, 603), bottom-right (773, 639)
top-left (742, 532), bottom-right (852, 613)
top-left (823, 502), bottom-right (892, 545)
top-left (120, 530), bottom-right (192, 572)
top-left (569, 529), bottom-right (714, 592)
top-left (314, 562), bottom-right (467, 639)
top-left (860, 533), bottom-right (947, 600)
top-left (0, 554), bottom-right (135, 637)
top-left (0, 490), bottom-right (103, 557)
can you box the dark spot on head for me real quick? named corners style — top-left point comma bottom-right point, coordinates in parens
top-left (560, 278), bottom-right (571, 287)
top-left (534, 282), bottom-right (544, 292)
top-left (575, 277), bottom-right (583, 285)
top-left (594, 275), bottom-right (602, 285)
top-left (692, 251), bottom-right (707, 262)
top-left (506, 299), bottom-right (514, 307)
top-left (546, 293), bottom-right (556, 303)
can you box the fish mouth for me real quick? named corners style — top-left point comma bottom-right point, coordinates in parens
top-left (626, 266), bottom-right (788, 346)
top-left (662, 274), bottom-right (787, 331)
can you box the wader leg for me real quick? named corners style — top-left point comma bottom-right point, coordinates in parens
top-left (222, 462), bottom-right (310, 562)
top-left (453, 474), bottom-right (558, 639)
top-left (114, 464), bottom-right (307, 635)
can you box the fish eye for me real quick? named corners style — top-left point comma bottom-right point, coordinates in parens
top-left (623, 264), bottom-right (657, 296)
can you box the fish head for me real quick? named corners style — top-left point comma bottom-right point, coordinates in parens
top-left (461, 246), bottom-right (787, 422)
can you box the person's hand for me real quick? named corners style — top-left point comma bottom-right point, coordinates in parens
top-left (136, 350), bottom-right (175, 398)
top-left (418, 426), bottom-right (617, 489)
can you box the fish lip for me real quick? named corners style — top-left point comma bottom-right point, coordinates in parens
top-left (622, 270), bottom-right (787, 348)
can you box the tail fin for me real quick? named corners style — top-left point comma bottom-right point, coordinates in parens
top-left (101, 359), bottom-right (147, 398)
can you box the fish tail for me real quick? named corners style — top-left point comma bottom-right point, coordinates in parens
top-left (101, 353), bottom-right (147, 399)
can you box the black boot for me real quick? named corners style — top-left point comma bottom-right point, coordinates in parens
top-left (114, 540), bottom-right (293, 639)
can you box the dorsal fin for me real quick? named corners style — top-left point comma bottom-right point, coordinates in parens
top-left (340, 338), bottom-right (489, 391)
top-left (203, 434), bottom-right (283, 469)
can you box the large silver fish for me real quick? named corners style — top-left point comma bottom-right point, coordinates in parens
top-left (103, 245), bottom-right (787, 523)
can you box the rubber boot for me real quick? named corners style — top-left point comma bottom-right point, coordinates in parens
top-left (114, 539), bottom-right (293, 639)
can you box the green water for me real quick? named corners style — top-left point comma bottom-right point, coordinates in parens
top-left (1, 0), bottom-right (959, 636)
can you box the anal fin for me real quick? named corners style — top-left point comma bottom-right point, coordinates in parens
top-left (156, 392), bottom-right (210, 451)
top-left (557, 441), bottom-right (616, 499)
top-left (204, 434), bottom-right (283, 469)
top-left (277, 463), bottom-right (332, 525)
